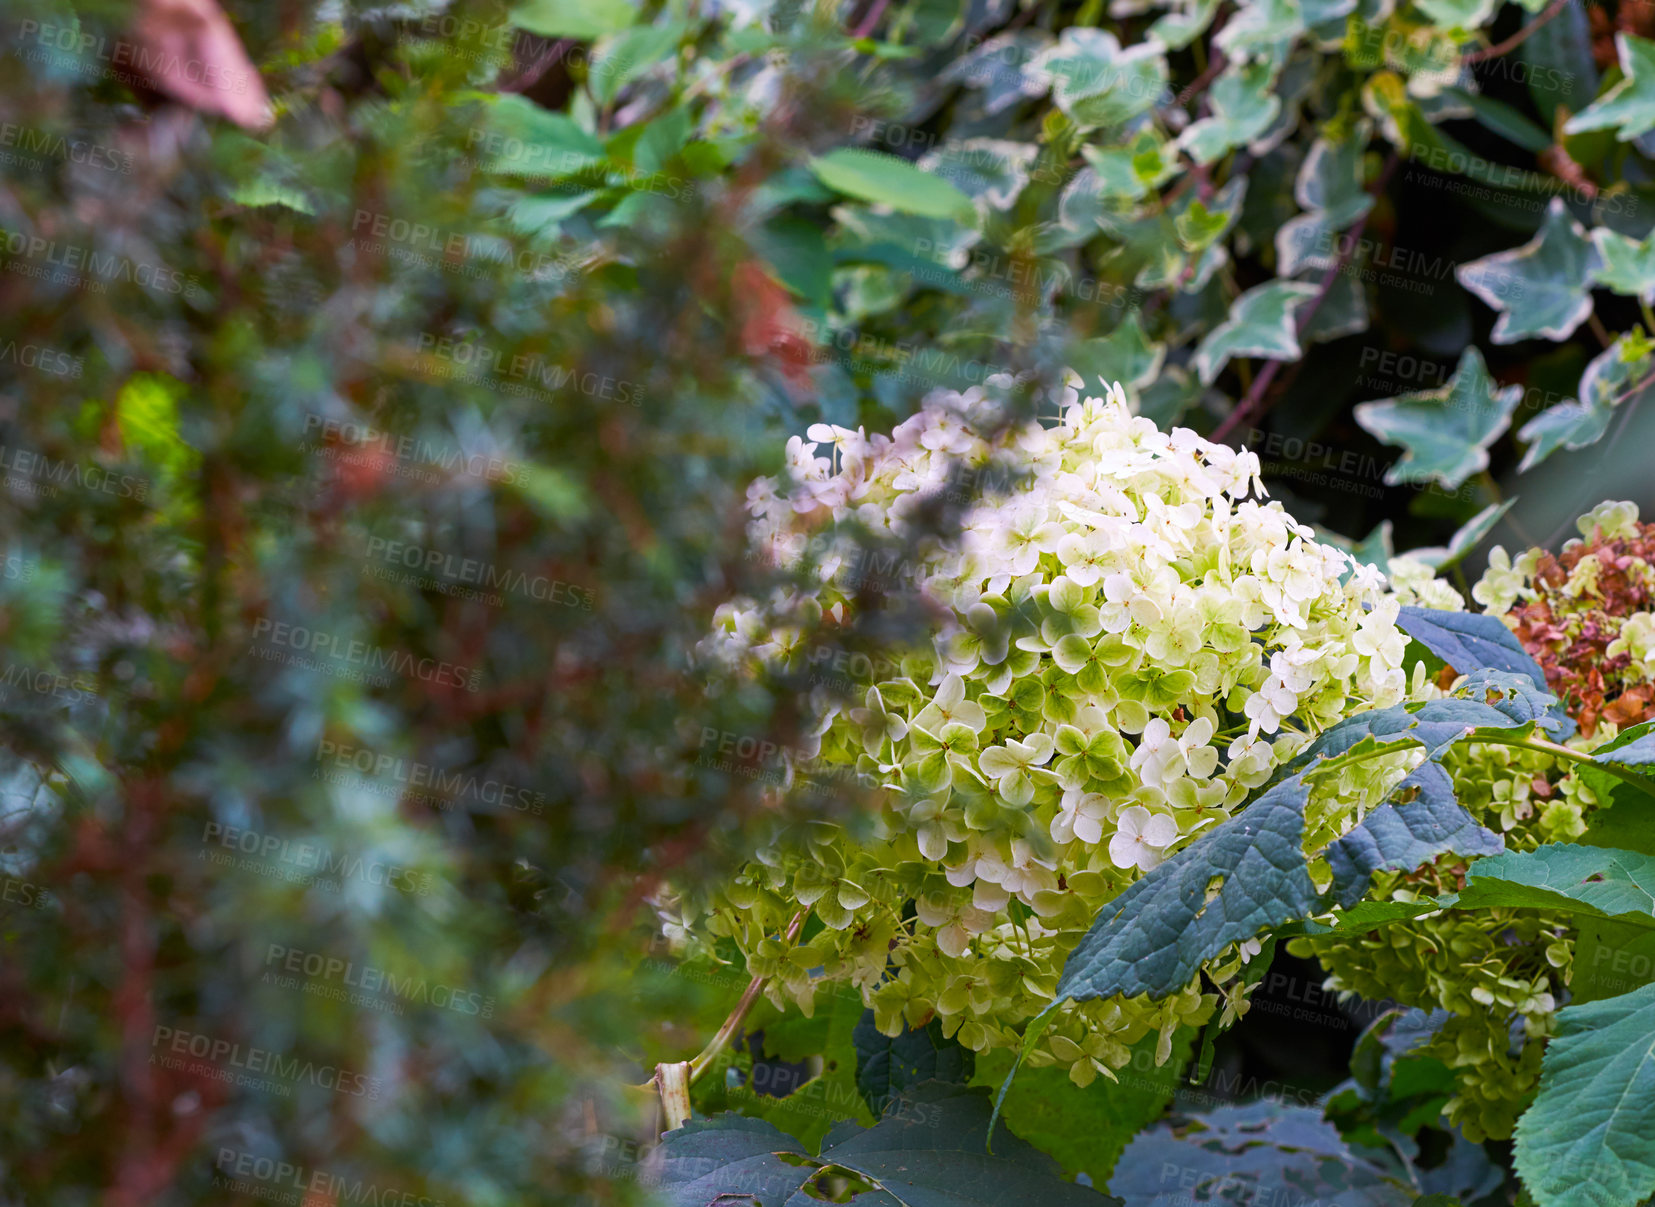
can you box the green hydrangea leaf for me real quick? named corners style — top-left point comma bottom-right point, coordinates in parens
top-left (1455, 199), bottom-right (1600, 344)
top-left (819, 1084), bottom-right (1121, 1207)
top-left (1564, 33), bottom-right (1655, 141)
top-left (1518, 334), bottom-right (1655, 470)
top-left (1193, 279), bottom-right (1318, 384)
top-left (1593, 720), bottom-right (1655, 771)
top-left (1110, 1101), bottom-right (1417, 1207)
top-left (1053, 776), bottom-right (1322, 1003)
top-left (1394, 606), bottom-right (1550, 688)
top-left (1325, 761), bottom-right (1504, 908)
top-left (484, 94), bottom-right (606, 178)
top-left (1513, 980), bottom-right (1655, 1207)
top-left (1449, 843), bottom-right (1655, 924)
top-left (1034, 29), bottom-right (1169, 130)
top-left (1179, 60), bottom-right (1283, 165)
top-left (655, 1115), bottom-right (812, 1206)
top-left (853, 1010), bottom-right (975, 1116)
top-left (1353, 347), bottom-right (1522, 487)
top-left (810, 149), bottom-right (975, 221)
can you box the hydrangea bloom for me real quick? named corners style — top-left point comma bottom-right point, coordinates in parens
top-left (694, 377), bottom-right (1418, 1086)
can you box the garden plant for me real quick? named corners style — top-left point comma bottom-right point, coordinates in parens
top-left (3, 0), bottom-right (1655, 1205)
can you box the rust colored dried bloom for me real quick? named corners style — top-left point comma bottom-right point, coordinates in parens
top-left (1498, 516), bottom-right (1655, 736)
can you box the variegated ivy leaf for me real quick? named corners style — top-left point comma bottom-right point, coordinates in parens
top-left (1078, 130), bottom-right (1178, 203)
top-left (1150, 0), bottom-right (1222, 48)
top-left (1193, 279), bottom-right (1319, 385)
top-left (1179, 60), bottom-right (1283, 164)
top-left (1133, 177), bottom-right (1248, 292)
top-left (1518, 335), bottom-right (1655, 470)
top-left (1353, 346), bottom-right (1522, 487)
top-left (1276, 125), bottom-right (1374, 275)
top-left (940, 30), bottom-right (1055, 116)
top-left (1033, 29), bottom-right (1169, 130)
top-left (920, 140), bottom-right (1039, 214)
top-left (1217, 0), bottom-right (1306, 61)
top-left (1590, 227), bottom-right (1655, 298)
top-left (1075, 312), bottom-right (1165, 391)
top-left (1455, 199), bottom-right (1600, 344)
top-left (1301, 269), bottom-right (1369, 343)
top-left (1403, 498), bottom-right (1517, 570)
top-left (1414, 0), bottom-right (1500, 31)
top-left (1564, 33), bottom-right (1655, 142)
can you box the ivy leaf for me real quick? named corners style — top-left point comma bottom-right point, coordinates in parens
top-left (1071, 313), bottom-right (1165, 392)
top-left (809, 150), bottom-right (975, 221)
top-left (1033, 29), bottom-right (1169, 130)
top-left (1448, 843), bottom-right (1655, 924)
top-left (1193, 279), bottom-right (1319, 385)
top-left (1325, 761), bottom-right (1504, 909)
top-left (1563, 33), bottom-right (1655, 141)
top-left (1403, 499), bottom-right (1517, 572)
top-left (1054, 776), bottom-right (1323, 1003)
top-left (1179, 61), bottom-right (1283, 165)
top-left (919, 140), bottom-right (1039, 214)
top-left (1512, 981), bottom-right (1655, 1207)
top-left (853, 1010), bottom-right (974, 1116)
top-left (1591, 227), bottom-right (1655, 298)
top-left (1394, 606), bottom-right (1549, 689)
top-left (1217, 0), bottom-right (1306, 60)
top-left (1415, 0), bottom-right (1500, 31)
top-left (1455, 198), bottom-right (1600, 344)
top-left (1353, 347), bottom-right (1522, 487)
top-left (1079, 131), bottom-right (1179, 203)
top-left (1276, 126), bottom-right (1374, 276)
top-left (940, 30), bottom-right (1054, 115)
top-left (1521, 334), bottom-right (1655, 470)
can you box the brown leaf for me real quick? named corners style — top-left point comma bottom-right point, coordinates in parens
top-left (131, 0), bottom-right (273, 130)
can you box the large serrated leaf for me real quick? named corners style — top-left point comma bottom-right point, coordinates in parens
top-left (1513, 980), bottom-right (1655, 1207)
top-left (660, 1086), bottom-right (1120, 1206)
top-left (1109, 1100), bottom-right (1416, 1207)
top-left (1449, 843), bottom-right (1655, 923)
top-left (1326, 761), bottom-right (1504, 908)
top-left (1055, 777), bottom-right (1322, 1003)
top-left (853, 1010), bottom-right (974, 1116)
top-left (1395, 606), bottom-right (1548, 688)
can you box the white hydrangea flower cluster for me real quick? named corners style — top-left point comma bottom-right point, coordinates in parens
top-left (697, 377), bottom-right (1417, 1086)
